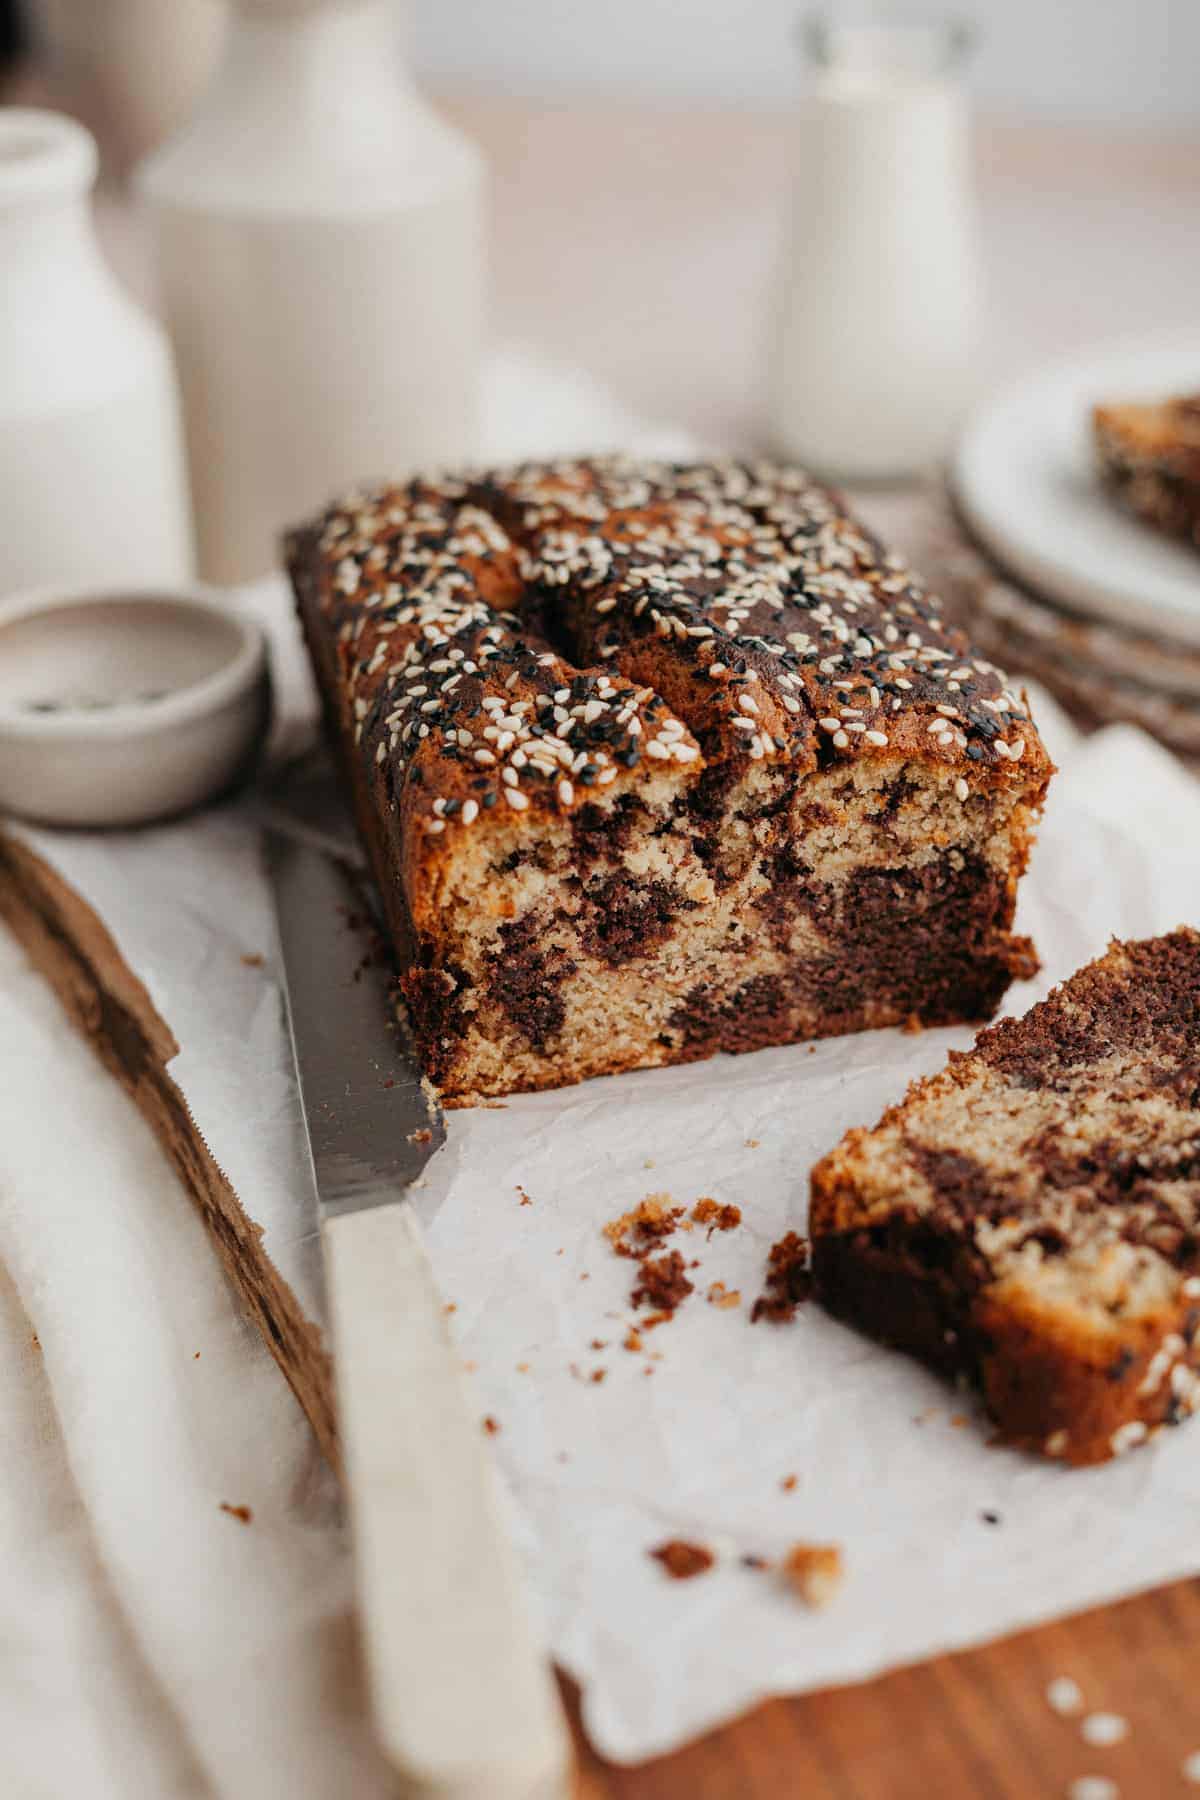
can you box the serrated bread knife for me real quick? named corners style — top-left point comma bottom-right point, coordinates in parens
top-left (264, 762), bottom-right (570, 1799)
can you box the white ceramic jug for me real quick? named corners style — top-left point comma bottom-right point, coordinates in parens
top-left (768, 17), bottom-right (980, 481)
top-left (137, 0), bottom-right (485, 586)
top-left (0, 110), bottom-right (194, 597)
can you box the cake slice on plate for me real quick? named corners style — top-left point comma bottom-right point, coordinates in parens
top-left (811, 930), bottom-right (1200, 1465)
top-left (1094, 393), bottom-right (1200, 548)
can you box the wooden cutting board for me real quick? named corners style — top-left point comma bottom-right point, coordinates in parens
top-left (3, 828), bottom-right (1196, 1800)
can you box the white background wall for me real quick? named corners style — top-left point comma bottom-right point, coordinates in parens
top-left (409, 0), bottom-right (1199, 129)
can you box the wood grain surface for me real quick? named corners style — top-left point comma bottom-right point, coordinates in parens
top-left (4, 66), bottom-right (1200, 1799)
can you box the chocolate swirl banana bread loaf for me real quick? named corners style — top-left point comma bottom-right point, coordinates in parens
top-left (286, 457), bottom-right (1052, 1106)
top-left (811, 930), bottom-right (1200, 1465)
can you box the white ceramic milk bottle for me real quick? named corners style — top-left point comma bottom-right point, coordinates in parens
top-left (137, 0), bottom-right (484, 585)
top-left (0, 109), bottom-right (194, 595)
top-left (768, 17), bottom-right (979, 480)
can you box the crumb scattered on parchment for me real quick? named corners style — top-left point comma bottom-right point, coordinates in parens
top-left (742, 1553), bottom-right (770, 1571)
top-left (240, 952), bottom-right (264, 968)
top-left (650, 1540), bottom-right (714, 1580)
top-left (706, 1281), bottom-right (741, 1310)
top-left (751, 1232), bottom-right (813, 1324)
top-left (951, 1413), bottom-right (968, 1429)
top-left (193, 1351), bottom-right (200, 1360)
top-left (691, 1197), bottom-right (742, 1235)
top-left (590, 1338), bottom-right (608, 1351)
top-left (220, 1503), bottom-right (253, 1525)
top-left (516, 1362), bottom-right (530, 1374)
top-left (516, 1184), bottom-right (532, 1206)
top-left (407, 1127), bottom-right (432, 1145)
top-left (30, 1332), bottom-right (40, 1353)
top-left (901, 1012), bottom-right (924, 1035)
top-left (444, 1301), bottom-right (457, 1314)
top-left (604, 1194), bottom-right (684, 1256)
top-left (623, 1328), bottom-right (643, 1353)
top-left (745, 1138), bottom-right (760, 1149)
top-left (780, 1474), bottom-right (797, 1493)
top-left (631, 1250), bottom-right (694, 1315)
top-left (482, 1415), bottom-right (500, 1436)
top-left (590, 1369), bottom-right (606, 1384)
top-left (782, 1542), bottom-right (843, 1607)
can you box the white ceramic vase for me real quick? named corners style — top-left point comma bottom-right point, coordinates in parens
top-left (0, 110), bottom-right (195, 599)
top-left (137, 0), bottom-right (486, 586)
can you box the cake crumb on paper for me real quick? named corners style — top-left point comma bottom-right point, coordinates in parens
top-left (691, 1197), bottom-right (742, 1235)
top-left (631, 1250), bottom-right (694, 1315)
top-left (706, 1281), bottom-right (742, 1310)
top-left (750, 1232), bottom-right (813, 1323)
top-left (780, 1474), bottom-right (798, 1493)
top-left (240, 952), bottom-right (264, 968)
top-left (604, 1193), bottom-right (684, 1256)
top-left (482, 1415), bottom-right (500, 1436)
top-left (219, 1503), bottom-right (253, 1525)
top-left (781, 1542), bottom-right (843, 1608)
top-left (650, 1540), bottom-right (714, 1581)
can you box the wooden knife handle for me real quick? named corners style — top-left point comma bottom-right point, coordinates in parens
top-left (324, 1202), bottom-right (572, 1799)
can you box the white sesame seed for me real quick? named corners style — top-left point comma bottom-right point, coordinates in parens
top-left (1081, 1714), bottom-right (1128, 1748)
top-left (672, 742), bottom-right (700, 762)
top-left (1046, 1677), bottom-right (1084, 1716)
top-left (737, 694), bottom-right (759, 715)
top-left (1067, 1778), bottom-right (1118, 1800)
top-left (818, 717), bottom-right (842, 731)
top-left (503, 787), bottom-right (529, 811)
top-left (557, 779), bottom-right (574, 806)
top-left (460, 799), bottom-right (478, 824)
top-left (426, 817), bottom-right (445, 834)
top-left (955, 777), bottom-right (969, 802)
top-left (1109, 1419), bottom-right (1147, 1455)
top-left (645, 740), bottom-right (669, 759)
top-left (473, 749), bottom-right (495, 766)
top-left (832, 730), bottom-right (850, 749)
top-left (1181, 1750), bottom-right (1200, 1784)
top-left (865, 729), bottom-right (889, 746)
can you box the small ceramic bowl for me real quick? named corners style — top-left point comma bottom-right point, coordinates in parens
top-left (0, 587), bottom-right (271, 828)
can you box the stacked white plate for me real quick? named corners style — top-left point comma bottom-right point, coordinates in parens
top-left (952, 333), bottom-right (1200, 760)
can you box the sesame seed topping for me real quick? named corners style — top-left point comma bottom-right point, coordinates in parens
top-left (1080, 1714), bottom-right (1128, 1748)
top-left (1046, 1677), bottom-right (1084, 1716)
top-left (503, 787), bottom-right (529, 811)
top-left (309, 456), bottom-right (1037, 822)
top-left (955, 776), bottom-right (969, 802)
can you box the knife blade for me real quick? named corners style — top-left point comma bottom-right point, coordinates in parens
top-left (265, 818), bottom-right (570, 1799)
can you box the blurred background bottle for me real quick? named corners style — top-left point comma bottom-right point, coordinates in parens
top-left (0, 108), bottom-right (193, 595)
top-left (768, 11), bottom-right (980, 481)
top-left (137, 0), bottom-right (484, 586)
